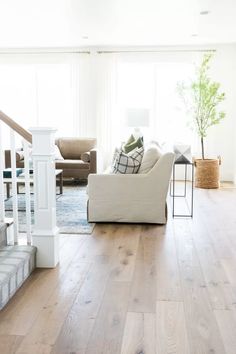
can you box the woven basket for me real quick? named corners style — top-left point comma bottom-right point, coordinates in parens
top-left (194, 158), bottom-right (221, 189)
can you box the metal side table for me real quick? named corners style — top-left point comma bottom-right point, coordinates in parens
top-left (170, 160), bottom-right (194, 217)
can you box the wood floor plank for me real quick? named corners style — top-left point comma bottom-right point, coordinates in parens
top-left (120, 312), bottom-right (156, 354)
top-left (221, 258), bottom-right (236, 287)
top-left (15, 261), bottom-right (91, 354)
top-left (0, 335), bottom-right (23, 354)
top-left (173, 219), bottom-right (226, 353)
top-left (0, 235), bottom-right (85, 336)
top-left (75, 224), bottom-right (118, 262)
top-left (214, 309), bottom-right (236, 354)
top-left (110, 225), bottom-right (140, 282)
top-left (156, 223), bottom-right (182, 301)
top-left (128, 226), bottom-right (157, 313)
top-left (190, 225), bottom-right (235, 310)
top-left (51, 257), bottom-right (113, 354)
top-left (85, 281), bottom-right (131, 354)
top-left (156, 301), bottom-right (190, 354)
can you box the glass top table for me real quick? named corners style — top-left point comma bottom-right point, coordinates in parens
top-left (3, 169), bottom-right (63, 198)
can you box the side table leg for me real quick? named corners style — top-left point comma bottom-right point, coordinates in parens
top-left (191, 163), bottom-right (194, 217)
top-left (172, 164), bottom-right (175, 217)
top-left (60, 172), bottom-right (63, 195)
top-left (6, 183), bottom-right (10, 199)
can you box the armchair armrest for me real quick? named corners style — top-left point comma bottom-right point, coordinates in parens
top-left (4, 149), bottom-right (24, 168)
top-left (89, 148), bottom-right (97, 173)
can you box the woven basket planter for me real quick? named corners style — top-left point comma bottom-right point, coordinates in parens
top-left (194, 158), bottom-right (221, 189)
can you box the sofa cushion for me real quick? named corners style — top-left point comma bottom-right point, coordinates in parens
top-left (112, 146), bottom-right (144, 174)
top-left (55, 138), bottom-right (96, 159)
top-left (138, 144), bottom-right (162, 174)
top-left (55, 160), bottom-right (90, 170)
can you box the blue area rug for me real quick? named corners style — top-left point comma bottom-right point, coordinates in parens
top-left (5, 183), bottom-right (95, 234)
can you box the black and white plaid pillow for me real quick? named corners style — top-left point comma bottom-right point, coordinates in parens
top-left (112, 146), bottom-right (144, 174)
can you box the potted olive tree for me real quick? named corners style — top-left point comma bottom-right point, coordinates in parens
top-left (177, 53), bottom-right (226, 188)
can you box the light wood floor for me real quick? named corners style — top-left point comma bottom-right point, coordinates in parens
top-left (1, 186), bottom-right (236, 354)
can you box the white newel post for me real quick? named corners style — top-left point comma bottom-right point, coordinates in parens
top-left (30, 127), bottom-right (59, 268)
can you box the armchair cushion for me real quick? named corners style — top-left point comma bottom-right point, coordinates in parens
top-left (55, 160), bottom-right (89, 170)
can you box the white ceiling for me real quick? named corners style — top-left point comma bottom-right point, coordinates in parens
top-left (0, 0), bottom-right (235, 48)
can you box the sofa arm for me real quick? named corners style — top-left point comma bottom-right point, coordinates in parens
top-left (4, 149), bottom-right (24, 168)
top-left (89, 148), bottom-right (97, 174)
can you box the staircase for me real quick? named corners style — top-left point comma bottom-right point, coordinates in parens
top-left (0, 221), bottom-right (36, 309)
top-left (0, 111), bottom-right (59, 310)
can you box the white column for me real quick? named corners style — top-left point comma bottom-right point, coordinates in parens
top-left (23, 140), bottom-right (32, 244)
top-left (0, 121), bottom-right (5, 223)
top-left (10, 129), bottom-right (19, 243)
top-left (30, 127), bottom-right (59, 268)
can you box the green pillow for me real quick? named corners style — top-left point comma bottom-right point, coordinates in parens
top-left (125, 134), bottom-right (135, 145)
top-left (123, 135), bottom-right (143, 153)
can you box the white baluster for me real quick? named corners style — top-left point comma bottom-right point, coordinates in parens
top-left (10, 129), bottom-right (19, 244)
top-left (23, 140), bottom-right (31, 244)
top-left (0, 121), bottom-right (5, 223)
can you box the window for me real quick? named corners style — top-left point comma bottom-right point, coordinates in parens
top-left (0, 54), bottom-right (82, 147)
top-left (117, 60), bottom-right (196, 148)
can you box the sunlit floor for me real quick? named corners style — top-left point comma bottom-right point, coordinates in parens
top-left (0, 185), bottom-right (236, 354)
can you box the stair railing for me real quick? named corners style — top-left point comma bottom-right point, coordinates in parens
top-left (0, 111), bottom-right (59, 268)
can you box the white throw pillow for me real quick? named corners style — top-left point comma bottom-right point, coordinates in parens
top-left (138, 144), bottom-right (162, 174)
top-left (55, 145), bottom-right (64, 160)
top-left (112, 146), bottom-right (144, 174)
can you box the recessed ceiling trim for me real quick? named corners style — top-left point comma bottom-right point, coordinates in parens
top-left (97, 49), bottom-right (217, 54)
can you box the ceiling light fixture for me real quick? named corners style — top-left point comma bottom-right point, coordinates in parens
top-left (200, 10), bottom-right (210, 15)
top-left (191, 34), bottom-right (198, 37)
top-left (82, 36), bottom-right (89, 40)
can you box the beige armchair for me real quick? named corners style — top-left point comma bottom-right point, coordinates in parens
top-left (87, 152), bottom-right (174, 224)
top-left (55, 137), bottom-right (97, 179)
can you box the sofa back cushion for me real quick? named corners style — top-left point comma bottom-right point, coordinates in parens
top-left (138, 144), bottom-right (162, 174)
top-left (55, 138), bottom-right (96, 160)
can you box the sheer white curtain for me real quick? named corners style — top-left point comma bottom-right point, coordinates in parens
top-left (115, 54), bottom-right (198, 149)
top-left (84, 52), bottom-right (199, 171)
top-left (0, 52), bottom-right (90, 148)
top-left (94, 53), bottom-right (119, 171)
top-left (0, 50), bottom-right (200, 169)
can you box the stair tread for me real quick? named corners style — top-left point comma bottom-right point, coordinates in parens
top-left (0, 244), bottom-right (36, 310)
top-left (0, 245), bottom-right (36, 253)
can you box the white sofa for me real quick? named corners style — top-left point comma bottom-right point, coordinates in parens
top-left (87, 151), bottom-right (174, 224)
